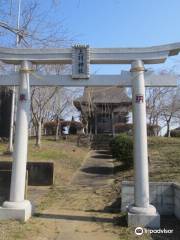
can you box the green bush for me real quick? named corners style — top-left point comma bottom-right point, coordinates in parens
top-left (170, 129), bottom-right (180, 138)
top-left (109, 134), bottom-right (133, 167)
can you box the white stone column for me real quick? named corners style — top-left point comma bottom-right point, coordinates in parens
top-left (2, 61), bottom-right (32, 221)
top-left (131, 60), bottom-right (150, 209)
top-left (128, 60), bottom-right (159, 228)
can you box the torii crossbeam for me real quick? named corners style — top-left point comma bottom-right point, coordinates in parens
top-left (0, 71), bottom-right (177, 87)
top-left (0, 42), bottom-right (180, 64)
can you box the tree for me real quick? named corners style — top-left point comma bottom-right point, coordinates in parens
top-left (146, 87), bottom-right (168, 136)
top-left (0, 1), bottom-right (70, 48)
top-left (146, 86), bottom-right (180, 137)
top-left (51, 87), bottom-right (73, 140)
top-left (0, 0), bottom-right (72, 147)
top-left (160, 87), bottom-right (180, 137)
top-left (31, 87), bottom-right (58, 146)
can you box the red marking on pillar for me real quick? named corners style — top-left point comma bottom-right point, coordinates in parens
top-left (19, 94), bottom-right (26, 101)
top-left (136, 95), bottom-right (144, 103)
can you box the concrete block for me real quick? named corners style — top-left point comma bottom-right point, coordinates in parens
top-left (174, 205), bottom-right (180, 219)
top-left (173, 183), bottom-right (180, 190)
top-left (0, 170), bottom-right (11, 204)
top-left (121, 181), bottom-right (175, 216)
top-left (161, 195), bottom-right (174, 205)
top-left (0, 200), bottom-right (32, 222)
top-left (155, 204), bottom-right (174, 215)
top-left (174, 197), bottom-right (180, 218)
top-left (122, 187), bottom-right (134, 195)
top-left (27, 162), bottom-right (54, 186)
top-left (174, 189), bottom-right (180, 200)
top-left (0, 161), bottom-right (54, 186)
top-left (128, 212), bottom-right (160, 229)
top-left (174, 183), bottom-right (180, 220)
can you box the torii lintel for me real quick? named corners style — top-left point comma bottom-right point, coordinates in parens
top-left (0, 42), bottom-right (180, 64)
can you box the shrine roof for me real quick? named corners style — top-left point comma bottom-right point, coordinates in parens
top-left (74, 87), bottom-right (131, 110)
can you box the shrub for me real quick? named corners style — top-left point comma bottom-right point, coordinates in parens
top-left (170, 129), bottom-right (180, 137)
top-left (114, 123), bottom-right (133, 134)
top-left (109, 134), bottom-right (133, 167)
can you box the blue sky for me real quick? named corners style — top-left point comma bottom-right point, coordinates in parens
top-left (46, 0), bottom-right (180, 74)
top-left (58, 0), bottom-right (180, 47)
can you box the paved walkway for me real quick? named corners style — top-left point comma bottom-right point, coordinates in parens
top-left (72, 149), bottom-right (114, 187)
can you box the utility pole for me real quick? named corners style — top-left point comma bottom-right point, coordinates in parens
top-left (9, 0), bottom-right (22, 153)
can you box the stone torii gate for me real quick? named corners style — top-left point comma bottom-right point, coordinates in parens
top-left (0, 43), bottom-right (179, 228)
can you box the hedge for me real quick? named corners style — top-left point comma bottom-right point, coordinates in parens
top-left (109, 134), bottom-right (133, 167)
top-left (170, 130), bottom-right (180, 138)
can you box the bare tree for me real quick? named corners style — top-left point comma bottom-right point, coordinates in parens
top-left (51, 87), bottom-right (72, 141)
top-left (31, 87), bottom-right (58, 146)
top-left (0, 1), bottom-right (72, 147)
top-left (160, 87), bottom-right (180, 137)
top-left (31, 64), bottom-right (73, 144)
top-left (146, 86), bottom-right (180, 137)
top-left (0, 1), bottom-right (71, 48)
top-left (146, 87), bottom-right (169, 135)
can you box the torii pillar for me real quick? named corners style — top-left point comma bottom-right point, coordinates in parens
top-left (1, 61), bottom-right (32, 221)
top-left (127, 60), bottom-right (160, 228)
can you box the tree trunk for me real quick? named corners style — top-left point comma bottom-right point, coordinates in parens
top-left (36, 121), bottom-right (42, 147)
top-left (55, 122), bottom-right (60, 141)
top-left (166, 122), bottom-right (171, 137)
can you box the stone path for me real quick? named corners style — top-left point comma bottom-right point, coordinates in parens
top-left (72, 149), bottom-right (114, 187)
top-left (36, 150), bottom-right (121, 240)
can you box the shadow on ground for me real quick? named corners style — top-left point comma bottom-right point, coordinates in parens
top-left (34, 212), bottom-right (128, 228)
top-left (81, 166), bottom-right (113, 175)
top-left (91, 154), bottom-right (113, 159)
top-left (95, 150), bottom-right (112, 155)
top-left (86, 196), bottom-right (122, 214)
top-left (81, 149), bottom-right (131, 175)
top-left (35, 213), bottom-right (114, 223)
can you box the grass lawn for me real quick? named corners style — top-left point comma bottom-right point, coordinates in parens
top-left (0, 136), bottom-right (89, 186)
top-left (148, 137), bottom-right (180, 182)
top-left (114, 136), bottom-right (180, 184)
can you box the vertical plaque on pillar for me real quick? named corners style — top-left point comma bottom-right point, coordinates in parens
top-left (72, 45), bottom-right (90, 79)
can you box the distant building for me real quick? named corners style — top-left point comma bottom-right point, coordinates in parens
top-left (74, 87), bottom-right (131, 135)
